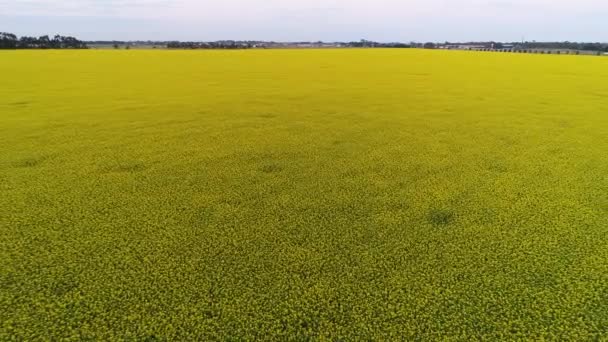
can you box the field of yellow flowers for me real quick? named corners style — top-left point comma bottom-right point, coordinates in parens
top-left (1, 49), bottom-right (608, 339)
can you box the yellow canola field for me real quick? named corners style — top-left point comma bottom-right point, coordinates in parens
top-left (1, 49), bottom-right (608, 339)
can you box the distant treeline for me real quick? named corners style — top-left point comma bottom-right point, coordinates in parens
top-left (345, 40), bottom-right (411, 48)
top-left (166, 40), bottom-right (608, 51)
top-left (5, 33), bottom-right (605, 52)
top-left (167, 41), bottom-right (254, 49)
top-left (520, 42), bottom-right (608, 52)
top-left (166, 39), bottom-right (412, 49)
top-left (426, 40), bottom-right (608, 52)
top-left (0, 32), bottom-right (88, 49)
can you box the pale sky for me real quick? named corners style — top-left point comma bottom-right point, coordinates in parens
top-left (1, 0), bottom-right (607, 42)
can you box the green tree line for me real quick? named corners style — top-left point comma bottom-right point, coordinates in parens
top-left (0, 32), bottom-right (88, 49)
top-left (521, 41), bottom-right (608, 52)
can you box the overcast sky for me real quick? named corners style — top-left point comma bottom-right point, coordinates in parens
top-left (1, 0), bottom-right (607, 42)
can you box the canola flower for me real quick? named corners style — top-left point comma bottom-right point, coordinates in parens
top-left (1, 49), bottom-right (608, 339)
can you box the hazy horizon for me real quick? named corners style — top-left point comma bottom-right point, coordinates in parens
top-left (1, 0), bottom-right (607, 42)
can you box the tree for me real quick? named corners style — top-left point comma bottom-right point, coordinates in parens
top-left (18, 36), bottom-right (39, 49)
top-left (51, 35), bottom-right (62, 48)
top-left (582, 42), bottom-right (602, 51)
top-left (0, 32), bottom-right (18, 49)
top-left (423, 42), bottom-right (436, 49)
top-left (38, 35), bottom-right (51, 49)
top-left (0, 32), bottom-right (86, 49)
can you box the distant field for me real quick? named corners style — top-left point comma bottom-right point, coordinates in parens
top-left (1, 49), bottom-right (607, 339)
